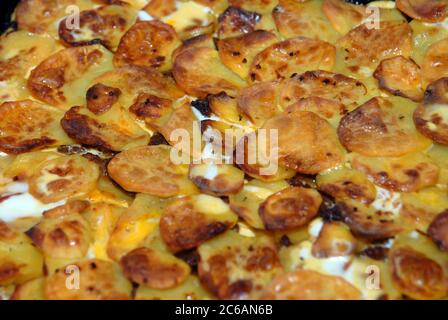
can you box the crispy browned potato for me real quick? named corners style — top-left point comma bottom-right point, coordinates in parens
top-left (312, 221), bottom-right (357, 258)
top-left (389, 246), bottom-right (447, 300)
top-left (228, 0), bottom-right (278, 13)
top-left (396, 0), bottom-right (447, 22)
top-left (159, 194), bottom-right (238, 252)
top-left (339, 199), bottom-right (402, 240)
top-left (198, 230), bottom-right (282, 299)
top-left (173, 47), bottom-right (246, 97)
top-left (27, 45), bottom-right (113, 108)
top-left (421, 38), bottom-right (448, 84)
top-left (208, 92), bottom-right (250, 125)
top-left (128, 93), bottom-right (173, 131)
top-left (120, 247), bottom-right (190, 288)
top-left (414, 77), bottom-right (448, 145)
top-left (0, 100), bottom-right (71, 154)
top-left (262, 270), bottom-right (362, 300)
top-left (114, 21), bottom-right (181, 71)
top-left (316, 168), bottom-right (377, 204)
top-left (86, 83), bottom-right (121, 115)
top-left (0, 221), bottom-right (44, 286)
top-left (27, 201), bottom-right (91, 259)
top-left (259, 186), bottom-right (322, 231)
top-left (428, 210), bottom-right (448, 251)
top-left (322, 0), bottom-right (366, 35)
top-left (11, 278), bottom-right (45, 300)
top-left (218, 30), bottom-right (278, 79)
top-left (217, 6), bottom-right (261, 39)
top-left (351, 153), bottom-right (439, 193)
top-left (273, 0), bottom-right (339, 42)
top-left (338, 97), bottom-right (430, 157)
top-left (142, 0), bottom-right (176, 18)
top-left (172, 34), bottom-right (216, 61)
top-left (59, 4), bottom-right (136, 50)
top-left (280, 70), bottom-right (367, 109)
top-left (237, 81), bottom-right (283, 126)
top-left (61, 105), bottom-right (150, 152)
top-left (284, 97), bottom-right (347, 125)
top-left (340, 21), bottom-right (413, 73)
top-left (188, 163), bottom-right (245, 196)
top-left (374, 56), bottom-right (424, 102)
top-left (29, 155), bottom-right (100, 203)
top-left (108, 145), bottom-right (197, 197)
top-left (262, 111), bottom-right (345, 174)
top-left (45, 259), bottom-right (132, 300)
top-left (248, 37), bottom-right (336, 83)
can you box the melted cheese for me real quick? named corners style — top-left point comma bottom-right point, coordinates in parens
top-left (162, 1), bottom-right (213, 32)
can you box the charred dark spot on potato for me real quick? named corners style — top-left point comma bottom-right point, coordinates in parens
top-left (217, 6), bottom-right (261, 38)
top-left (148, 132), bottom-right (170, 146)
top-left (359, 246), bottom-right (389, 260)
top-left (129, 93), bottom-right (172, 123)
top-left (86, 83), bottom-right (121, 115)
top-left (427, 210), bottom-right (448, 251)
top-left (191, 98), bottom-right (212, 117)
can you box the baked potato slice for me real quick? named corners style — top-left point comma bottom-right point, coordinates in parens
top-left (27, 45), bottom-right (114, 109)
top-left (114, 21), bottom-right (181, 71)
top-left (311, 221), bottom-right (357, 258)
top-left (374, 56), bottom-right (424, 102)
top-left (120, 247), bottom-right (190, 288)
top-left (259, 186), bottom-right (322, 231)
top-left (11, 277), bottom-right (45, 300)
top-left (44, 259), bottom-right (132, 300)
top-left (248, 37), bottom-right (336, 83)
top-left (28, 155), bottom-right (100, 204)
top-left (217, 30), bottom-right (278, 79)
top-left (351, 152), bottom-right (439, 193)
top-left (159, 194), bottom-right (238, 252)
top-left (419, 35), bottom-right (448, 86)
top-left (340, 21), bottom-right (413, 75)
top-left (228, 0), bottom-right (278, 13)
top-left (396, 0), bottom-right (447, 23)
top-left (58, 4), bottom-right (137, 50)
top-left (208, 92), bottom-right (250, 126)
top-left (173, 47), bottom-right (246, 97)
top-left (0, 221), bottom-right (44, 286)
top-left (27, 201), bottom-right (91, 259)
top-left (141, 0), bottom-right (176, 18)
top-left (217, 6), bottom-right (262, 39)
top-left (261, 270), bottom-right (361, 300)
top-left (414, 77), bottom-right (448, 145)
top-left (3, 151), bottom-right (60, 181)
top-left (322, 0), bottom-right (366, 35)
top-left (262, 111), bottom-right (345, 174)
top-left (428, 210), bottom-right (448, 252)
top-left (0, 100), bottom-right (72, 155)
top-left (107, 145), bottom-right (196, 197)
top-left (198, 230), bottom-right (282, 299)
top-left (338, 97), bottom-right (431, 157)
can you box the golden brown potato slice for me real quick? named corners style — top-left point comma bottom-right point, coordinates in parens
top-left (237, 81), bottom-right (283, 127)
top-left (396, 0), bottom-right (447, 22)
top-left (414, 77), bottom-right (448, 145)
top-left (229, 0), bottom-right (278, 13)
top-left (339, 198), bottom-right (403, 240)
top-left (421, 38), bottom-right (448, 84)
top-left (11, 278), bottom-right (45, 300)
top-left (279, 70), bottom-right (367, 110)
top-left (322, 0), bottom-right (366, 35)
top-left (107, 145), bottom-right (196, 197)
top-left (248, 37), bottom-right (336, 83)
top-left (45, 259), bottom-right (132, 300)
top-left (262, 270), bottom-right (361, 300)
top-left (188, 163), bottom-right (245, 196)
top-left (0, 221), bottom-right (44, 286)
top-left (351, 152), bottom-right (439, 193)
top-left (338, 97), bottom-right (431, 157)
top-left (374, 56), bottom-right (424, 102)
top-left (27, 45), bottom-right (113, 109)
top-left (27, 201), bottom-right (91, 259)
top-left (311, 221), bottom-right (357, 258)
top-left (142, 0), bottom-right (176, 18)
top-left (198, 230), bottom-right (282, 299)
top-left (114, 21), bottom-right (181, 71)
top-left (262, 111), bottom-right (345, 174)
top-left (86, 83), bottom-right (121, 115)
top-left (59, 4), bottom-right (137, 50)
top-left (61, 104), bottom-right (150, 152)
top-left (120, 247), bottom-right (190, 288)
top-left (217, 6), bottom-right (261, 39)
top-left (273, 0), bottom-right (339, 42)
top-left (3, 151), bottom-right (60, 181)
top-left (28, 155), bottom-right (100, 203)
top-left (340, 21), bottom-right (413, 74)
top-left (208, 92), bottom-right (250, 126)
top-left (159, 194), bottom-right (238, 252)
top-left (172, 34), bottom-right (216, 61)
top-left (0, 100), bottom-right (72, 155)
top-left (389, 246), bottom-right (447, 300)
top-left (316, 167), bottom-right (377, 204)
top-left (259, 186), bottom-right (322, 231)
top-left (16, 0), bottom-right (92, 36)
top-left (173, 47), bottom-right (246, 97)
top-left (218, 30), bottom-right (278, 79)
top-left (428, 210), bottom-right (448, 251)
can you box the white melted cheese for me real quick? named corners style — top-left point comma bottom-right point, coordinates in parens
top-left (138, 10), bottom-right (154, 21)
top-left (372, 186), bottom-right (402, 216)
top-left (0, 182), bottom-right (65, 222)
top-left (162, 1), bottom-right (213, 32)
